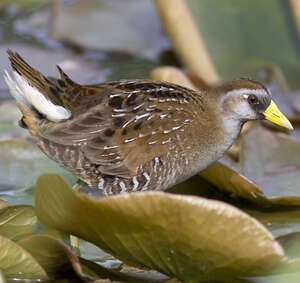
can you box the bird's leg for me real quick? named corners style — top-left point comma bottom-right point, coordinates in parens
top-left (70, 179), bottom-right (85, 255)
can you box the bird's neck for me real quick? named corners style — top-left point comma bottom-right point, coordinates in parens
top-left (221, 114), bottom-right (244, 148)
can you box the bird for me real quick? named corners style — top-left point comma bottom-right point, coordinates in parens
top-left (4, 50), bottom-right (293, 195)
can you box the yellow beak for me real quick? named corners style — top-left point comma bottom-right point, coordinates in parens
top-left (264, 100), bottom-right (293, 130)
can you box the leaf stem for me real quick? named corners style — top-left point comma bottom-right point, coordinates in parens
top-left (154, 0), bottom-right (221, 85)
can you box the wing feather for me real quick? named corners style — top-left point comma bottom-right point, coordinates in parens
top-left (39, 80), bottom-right (198, 178)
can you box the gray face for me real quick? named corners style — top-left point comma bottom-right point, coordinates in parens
top-left (226, 89), bottom-right (271, 121)
top-left (246, 91), bottom-right (271, 114)
top-left (218, 79), bottom-right (272, 122)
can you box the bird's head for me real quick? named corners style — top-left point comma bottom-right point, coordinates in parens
top-left (217, 78), bottom-right (293, 130)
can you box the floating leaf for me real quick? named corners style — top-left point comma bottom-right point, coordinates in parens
top-left (18, 235), bottom-right (168, 282)
top-left (199, 161), bottom-right (266, 203)
top-left (35, 174), bottom-right (289, 282)
top-left (0, 205), bottom-right (37, 241)
top-left (17, 235), bottom-right (75, 278)
top-left (0, 235), bottom-right (48, 280)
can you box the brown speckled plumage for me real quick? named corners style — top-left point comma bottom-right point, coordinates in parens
top-left (6, 51), bottom-right (274, 195)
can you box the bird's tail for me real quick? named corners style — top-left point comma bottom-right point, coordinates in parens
top-left (4, 50), bottom-right (72, 135)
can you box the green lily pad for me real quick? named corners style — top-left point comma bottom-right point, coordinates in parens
top-left (186, 0), bottom-right (300, 88)
top-left (0, 234), bottom-right (48, 280)
top-left (35, 174), bottom-right (289, 282)
top-left (17, 235), bottom-right (75, 277)
top-left (0, 205), bottom-right (37, 241)
top-left (199, 161), bottom-right (266, 203)
top-left (18, 235), bottom-right (168, 282)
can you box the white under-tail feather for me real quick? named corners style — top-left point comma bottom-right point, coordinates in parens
top-left (4, 70), bottom-right (71, 122)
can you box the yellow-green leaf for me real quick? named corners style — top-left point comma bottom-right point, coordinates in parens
top-left (200, 161), bottom-right (266, 203)
top-left (0, 235), bottom-right (48, 280)
top-left (35, 174), bottom-right (288, 282)
top-left (17, 235), bottom-right (74, 277)
top-left (0, 206), bottom-right (37, 241)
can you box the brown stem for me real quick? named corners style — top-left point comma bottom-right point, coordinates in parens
top-left (150, 66), bottom-right (198, 90)
top-left (290, 0), bottom-right (300, 43)
top-left (154, 0), bottom-right (221, 85)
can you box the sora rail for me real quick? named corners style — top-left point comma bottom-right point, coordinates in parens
top-left (4, 51), bottom-right (293, 195)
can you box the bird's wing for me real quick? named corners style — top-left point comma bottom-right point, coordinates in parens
top-left (39, 81), bottom-right (197, 178)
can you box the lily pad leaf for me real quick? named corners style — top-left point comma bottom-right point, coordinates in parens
top-left (18, 235), bottom-right (167, 282)
top-left (0, 234), bottom-right (48, 280)
top-left (0, 205), bottom-right (37, 241)
top-left (199, 161), bottom-right (266, 203)
top-left (17, 234), bottom-right (79, 279)
top-left (35, 174), bottom-right (288, 282)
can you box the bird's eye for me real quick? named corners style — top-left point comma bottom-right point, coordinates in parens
top-left (247, 94), bottom-right (259, 105)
